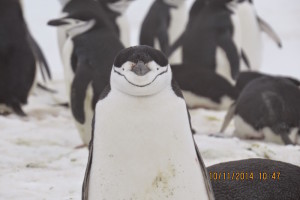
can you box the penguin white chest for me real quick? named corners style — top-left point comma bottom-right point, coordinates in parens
top-left (62, 37), bottom-right (75, 97)
top-left (88, 89), bottom-right (209, 200)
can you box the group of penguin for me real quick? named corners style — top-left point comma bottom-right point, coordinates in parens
top-left (1, 0), bottom-right (300, 199)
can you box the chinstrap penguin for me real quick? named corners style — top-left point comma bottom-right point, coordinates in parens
top-left (208, 158), bottom-right (300, 200)
top-left (82, 45), bottom-right (215, 200)
top-left (236, 0), bottom-right (282, 70)
top-left (48, 1), bottom-right (124, 146)
top-left (0, 0), bottom-right (51, 116)
top-left (140, 0), bottom-right (188, 64)
top-left (167, 0), bottom-right (242, 110)
top-left (221, 75), bottom-right (300, 145)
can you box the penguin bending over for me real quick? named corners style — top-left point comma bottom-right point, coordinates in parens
top-left (0, 0), bottom-right (51, 116)
top-left (82, 45), bottom-right (215, 200)
top-left (208, 158), bottom-right (300, 200)
top-left (48, 1), bottom-right (124, 146)
top-left (221, 75), bottom-right (300, 145)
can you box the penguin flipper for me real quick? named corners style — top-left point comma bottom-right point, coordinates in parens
top-left (220, 102), bottom-right (236, 133)
top-left (82, 117), bottom-right (95, 200)
top-left (241, 49), bottom-right (251, 69)
top-left (257, 16), bottom-right (282, 48)
top-left (26, 30), bottom-right (52, 81)
top-left (193, 139), bottom-right (215, 200)
top-left (157, 20), bottom-right (170, 54)
top-left (167, 33), bottom-right (184, 57)
top-left (71, 61), bottom-right (93, 124)
top-left (217, 31), bottom-right (240, 80)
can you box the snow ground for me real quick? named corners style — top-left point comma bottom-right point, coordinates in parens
top-left (1, 0), bottom-right (300, 199)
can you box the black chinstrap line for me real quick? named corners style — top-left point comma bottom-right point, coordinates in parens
top-left (113, 67), bottom-right (169, 88)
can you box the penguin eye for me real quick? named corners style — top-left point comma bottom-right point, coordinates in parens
top-left (157, 68), bottom-right (159, 70)
top-left (122, 67), bottom-right (125, 71)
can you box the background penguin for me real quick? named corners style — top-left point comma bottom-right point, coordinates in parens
top-left (56, 0), bottom-right (132, 61)
top-left (48, 0), bottom-right (124, 146)
top-left (82, 45), bottom-right (215, 200)
top-left (169, 0), bottom-right (245, 84)
top-left (98, 0), bottom-right (134, 47)
top-left (167, 0), bottom-right (242, 110)
top-left (236, 0), bottom-right (282, 70)
top-left (208, 158), bottom-right (300, 200)
top-left (140, 0), bottom-right (188, 64)
top-left (0, 0), bottom-right (51, 116)
top-left (220, 75), bottom-right (300, 145)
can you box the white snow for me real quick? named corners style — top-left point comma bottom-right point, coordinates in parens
top-left (0, 0), bottom-right (300, 199)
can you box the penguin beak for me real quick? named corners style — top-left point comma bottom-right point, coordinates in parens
top-left (131, 61), bottom-right (151, 76)
top-left (48, 19), bottom-right (70, 26)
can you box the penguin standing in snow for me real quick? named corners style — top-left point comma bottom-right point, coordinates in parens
top-left (220, 75), bottom-right (300, 145)
top-left (140, 0), bottom-right (188, 64)
top-left (0, 0), bottom-right (51, 116)
top-left (48, 0), bottom-right (124, 146)
top-left (236, 0), bottom-right (282, 70)
top-left (167, 0), bottom-right (243, 110)
top-left (82, 45), bottom-right (215, 200)
top-left (208, 158), bottom-right (300, 200)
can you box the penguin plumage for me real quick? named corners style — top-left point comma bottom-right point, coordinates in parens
top-left (236, 0), bottom-right (282, 70)
top-left (82, 45), bottom-right (215, 200)
top-left (140, 0), bottom-right (187, 64)
top-left (48, 0), bottom-right (124, 145)
top-left (0, 0), bottom-right (51, 116)
top-left (208, 158), bottom-right (300, 200)
top-left (221, 75), bottom-right (300, 145)
top-left (167, 0), bottom-right (241, 110)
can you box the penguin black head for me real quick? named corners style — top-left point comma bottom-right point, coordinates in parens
top-left (111, 45), bottom-right (171, 96)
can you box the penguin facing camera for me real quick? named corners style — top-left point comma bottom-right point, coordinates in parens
top-left (0, 0), bottom-right (51, 116)
top-left (48, 0), bottom-right (124, 146)
top-left (82, 45), bottom-right (215, 200)
top-left (221, 75), bottom-right (300, 145)
top-left (140, 0), bottom-right (188, 64)
top-left (208, 158), bottom-right (300, 200)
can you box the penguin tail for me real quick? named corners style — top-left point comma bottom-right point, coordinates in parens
top-left (257, 16), bottom-right (282, 48)
top-left (220, 102), bottom-right (236, 133)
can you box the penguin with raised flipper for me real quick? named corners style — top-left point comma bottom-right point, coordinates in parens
top-left (0, 0), bottom-right (51, 116)
top-left (220, 75), bottom-right (300, 145)
top-left (208, 158), bottom-right (300, 200)
top-left (82, 45), bottom-right (215, 200)
top-left (48, 0), bottom-right (124, 146)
